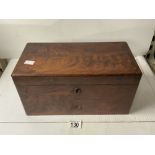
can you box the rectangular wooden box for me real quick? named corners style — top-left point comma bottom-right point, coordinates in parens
top-left (12, 42), bottom-right (142, 115)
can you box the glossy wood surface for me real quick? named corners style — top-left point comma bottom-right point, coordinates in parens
top-left (12, 42), bottom-right (142, 115)
top-left (12, 42), bottom-right (141, 77)
top-left (16, 84), bottom-right (138, 115)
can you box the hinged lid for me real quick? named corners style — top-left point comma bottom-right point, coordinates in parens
top-left (12, 42), bottom-right (142, 78)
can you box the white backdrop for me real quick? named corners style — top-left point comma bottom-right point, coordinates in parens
top-left (0, 19), bottom-right (155, 58)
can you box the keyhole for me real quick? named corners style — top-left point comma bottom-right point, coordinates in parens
top-left (74, 88), bottom-right (81, 94)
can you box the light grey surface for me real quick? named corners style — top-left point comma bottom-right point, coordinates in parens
top-left (0, 19), bottom-right (155, 58)
top-left (0, 56), bottom-right (155, 134)
top-left (0, 122), bottom-right (155, 135)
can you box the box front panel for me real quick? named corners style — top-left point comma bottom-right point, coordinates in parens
top-left (15, 84), bottom-right (138, 115)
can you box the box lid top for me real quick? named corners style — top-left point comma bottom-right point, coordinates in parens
top-left (12, 42), bottom-right (142, 77)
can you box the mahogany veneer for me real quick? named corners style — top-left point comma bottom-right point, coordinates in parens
top-left (12, 42), bottom-right (142, 115)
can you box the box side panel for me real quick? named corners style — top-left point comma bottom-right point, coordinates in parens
top-left (14, 83), bottom-right (139, 115)
top-left (12, 75), bottom-right (141, 85)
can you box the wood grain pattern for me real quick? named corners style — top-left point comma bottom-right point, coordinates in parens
top-left (12, 42), bottom-right (141, 77)
top-left (12, 75), bottom-right (141, 85)
top-left (12, 42), bottom-right (142, 115)
top-left (16, 84), bottom-right (139, 115)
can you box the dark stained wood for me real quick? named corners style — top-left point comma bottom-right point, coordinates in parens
top-left (16, 84), bottom-right (139, 115)
top-left (12, 42), bottom-right (141, 77)
top-left (12, 42), bottom-right (142, 115)
top-left (12, 75), bottom-right (141, 85)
